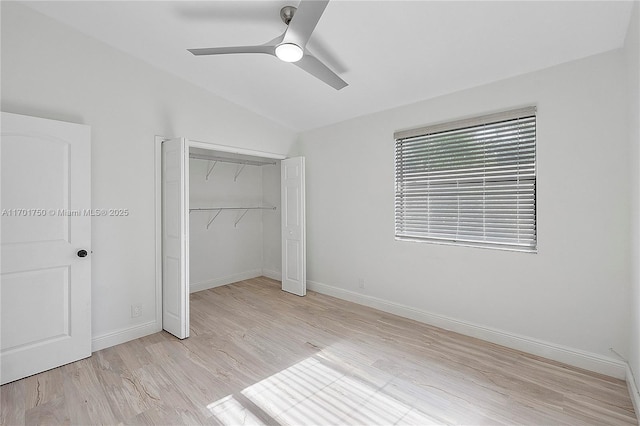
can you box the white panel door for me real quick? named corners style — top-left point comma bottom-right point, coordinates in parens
top-left (1, 112), bottom-right (91, 385)
top-left (281, 157), bottom-right (306, 296)
top-left (162, 138), bottom-right (189, 339)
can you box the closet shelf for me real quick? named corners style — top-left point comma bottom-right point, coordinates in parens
top-left (190, 207), bottom-right (276, 212)
top-left (191, 154), bottom-right (276, 181)
top-left (190, 206), bottom-right (276, 229)
top-left (189, 153), bottom-right (277, 167)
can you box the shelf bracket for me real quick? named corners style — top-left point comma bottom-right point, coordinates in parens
top-left (205, 161), bottom-right (217, 181)
top-left (234, 209), bottom-right (249, 228)
top-left (234, 164), bottom-right (246, 182)
top-left (206, 209), bottom-right (222, 230)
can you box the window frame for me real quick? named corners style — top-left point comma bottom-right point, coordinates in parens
top-left (394, 106), bottom-right (537, 253)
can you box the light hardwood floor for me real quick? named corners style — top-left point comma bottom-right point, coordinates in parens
top-left (1, 277), bottom-right (637, 425)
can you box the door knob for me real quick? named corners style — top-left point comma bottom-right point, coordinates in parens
top-left (77, 249), bottom-right (88, 258)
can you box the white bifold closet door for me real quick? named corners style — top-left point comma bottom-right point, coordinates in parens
top-left (161, 137), bottom-right (189, 339)
top-left (281, 157), bottom-right (306, 296)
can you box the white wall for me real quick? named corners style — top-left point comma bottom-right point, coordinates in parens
top-left (625, 1), bottom-right (640, 405)
top-left (298, 49), bottom-right (631, 376)
top-left (262, 164), bottom-right (282, 279)
top-left (190, 157), bottom-right (277, 292)
top-left (1, 3), bottom-right (296, 350)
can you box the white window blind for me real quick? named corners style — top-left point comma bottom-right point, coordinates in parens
top-left (394, 107), bottom-right (537, 251)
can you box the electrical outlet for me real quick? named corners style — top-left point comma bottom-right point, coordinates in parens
top-left (131, 304), bottom-right (142, 318)
top-left (358, 278), bottom-right (365, 289)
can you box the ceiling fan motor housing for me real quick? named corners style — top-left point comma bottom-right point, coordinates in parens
top-left (280, 6), bottom-right (297, 25)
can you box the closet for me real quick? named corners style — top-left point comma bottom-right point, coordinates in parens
top-left (188, 147), bottom-right (280, 293)
top-left (160, 138), bottom-right (305, 339)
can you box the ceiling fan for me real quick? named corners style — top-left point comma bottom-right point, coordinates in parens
top-left (187, 0), bottom-right (348, 90)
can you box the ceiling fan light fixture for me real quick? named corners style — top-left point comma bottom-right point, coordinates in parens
top-left (275, 43), bottom-right (303, 62)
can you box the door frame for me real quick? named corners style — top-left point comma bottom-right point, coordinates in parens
top-left (154, 136), bottom-right (288, 333)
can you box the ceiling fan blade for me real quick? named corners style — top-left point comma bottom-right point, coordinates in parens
top-left (282, 0), bottom-right (329, 49)
top-left (294, 53), bottom-right (347, 90)
top-left (188, 45), bottom-right (274, 56)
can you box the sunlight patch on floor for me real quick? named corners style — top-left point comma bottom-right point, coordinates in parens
top-left (206, 352), bottom-right (445, 425)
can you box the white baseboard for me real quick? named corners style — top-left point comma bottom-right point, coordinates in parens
top-left (190, 269), bottom-right (262, 293)
top-left (307, 280), bottom-right (627, 379)
top-left (261, 268), bottom-right (281, 281)
top-left (92, 270), bottom-right (272, 353)
top-left (627, 364), bottom-right (640, 421)
top-left (92, 320), bottom-right (161, 353)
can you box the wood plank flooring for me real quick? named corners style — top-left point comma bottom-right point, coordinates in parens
top-left (1, 277), bottom-right (637, 425)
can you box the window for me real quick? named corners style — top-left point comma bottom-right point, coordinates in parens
top-left (394, 107), bottom-right (537, 252)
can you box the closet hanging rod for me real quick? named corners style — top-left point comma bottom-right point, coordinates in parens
top-left (189, 154), bottom-right (276, 167)
top-left (191, 206), bottom-right (276, 229)
top-left (190, 207), bottom-right (276, 212)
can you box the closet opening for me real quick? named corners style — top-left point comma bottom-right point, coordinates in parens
top-left (157, 137), bottom-right (306, 340)
top-left (188, 147), bottom-right (282, 294)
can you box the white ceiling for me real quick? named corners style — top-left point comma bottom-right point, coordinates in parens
top-left (23, 1), bottom-right (634, 131)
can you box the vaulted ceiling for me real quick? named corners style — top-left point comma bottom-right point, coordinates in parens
top-left (24, 1), bottom-right (634, 131)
